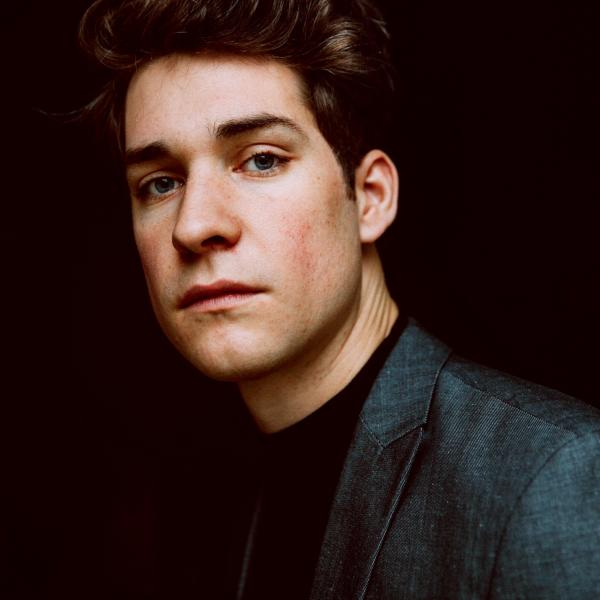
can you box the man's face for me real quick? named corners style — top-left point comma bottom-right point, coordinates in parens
top-left (125, 54), bottom-right (364, 381)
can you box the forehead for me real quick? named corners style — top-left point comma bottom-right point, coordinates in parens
top-left (124, 53), bottom-right (317, 148)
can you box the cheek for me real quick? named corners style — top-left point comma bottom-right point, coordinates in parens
top-left (278, 208), bottom-right (354, 295)
top-left (283, 219), bottom-right (317, 275)
top-left (135, 237), bottom-right (158, 279)
top-left (133, 226), bottom-right (169, 296)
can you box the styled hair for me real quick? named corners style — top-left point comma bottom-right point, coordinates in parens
top-left (79, 0), bottom-right (395, 185)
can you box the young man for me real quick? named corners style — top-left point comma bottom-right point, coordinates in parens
top-left (79, 0), bottom-right (600, 598)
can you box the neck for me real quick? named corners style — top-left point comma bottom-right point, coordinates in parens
top-left (239, 245), bottom-right (398, 433)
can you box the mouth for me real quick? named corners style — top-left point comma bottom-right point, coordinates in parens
top-left (178, 280), bottom-right (263, 312)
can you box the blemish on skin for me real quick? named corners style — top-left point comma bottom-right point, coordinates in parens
top-left (283, 218), bottom-right (317, 276)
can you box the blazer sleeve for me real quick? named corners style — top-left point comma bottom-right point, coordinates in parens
top-left (489, 430), bottom-right (600, 599)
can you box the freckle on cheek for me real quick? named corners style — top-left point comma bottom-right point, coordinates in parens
top-left (286, 221), bottom-right (316, 276)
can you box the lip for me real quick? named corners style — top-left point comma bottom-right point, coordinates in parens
top-left (178, 280), bottom-right (263, 311)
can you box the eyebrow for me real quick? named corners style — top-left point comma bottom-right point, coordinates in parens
top-left (124, 113), bottom-right (307, 169)
top-left (124, 142), bottom-right (171, 169)
top-left (213, 113), bottom-right (307, 140)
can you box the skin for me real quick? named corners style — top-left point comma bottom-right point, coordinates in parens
top-left (125, 53), bottom-right (399, 432)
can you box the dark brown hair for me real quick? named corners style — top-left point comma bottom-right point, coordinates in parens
top-left (79, 0), bottom-right (395, 185)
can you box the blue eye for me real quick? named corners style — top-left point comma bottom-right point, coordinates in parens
top-left (243, 152), bottom-right (289, 174)
top-left (250, 153), bottom-right (277, 171)
top-left (151, 177), bottom-right (178, 194)
top-left (139, 176), bottom-right (182, 200)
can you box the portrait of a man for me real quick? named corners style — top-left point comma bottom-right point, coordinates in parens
top-left (3, 0), bottom-right (599, 598)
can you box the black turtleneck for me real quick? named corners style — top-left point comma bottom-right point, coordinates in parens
top-left (234, 316), bottom-right (406, 600)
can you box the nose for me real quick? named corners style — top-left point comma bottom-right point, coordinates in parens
top-left (171, 176), bottom-right (242, 256)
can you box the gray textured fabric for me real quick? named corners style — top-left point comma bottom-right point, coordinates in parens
top-left (310, 320), bottom-right (600, 599)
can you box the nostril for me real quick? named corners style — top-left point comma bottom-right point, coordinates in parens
top-left (201, 235), bottom-right (231, 248)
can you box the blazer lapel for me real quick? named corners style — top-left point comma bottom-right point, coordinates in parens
top-left (310, 321), bottom-right (450, 600)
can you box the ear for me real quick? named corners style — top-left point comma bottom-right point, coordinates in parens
top-left (354, 150), bottom-right (399, 244)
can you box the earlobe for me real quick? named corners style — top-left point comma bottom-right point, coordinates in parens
top-left (354, 150), bottom-right (399, 244)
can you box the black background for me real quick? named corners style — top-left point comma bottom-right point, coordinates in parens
top-left (3, 0), bottom-right (599, 596)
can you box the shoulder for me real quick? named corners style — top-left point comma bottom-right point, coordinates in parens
top-left (438, 352), bottom-right (600, 439)
top-left (369, 324), bottom-right (600, 596)
top-left (428, 352), bottom-right (600, 595)
top-left (419, 344), bottom-right (600, 521)
top-left (436, 353), bottom-right (600, 591)
top-left (429, 352), bottom-right (600, 498)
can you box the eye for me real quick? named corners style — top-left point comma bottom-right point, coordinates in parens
top-left (241, 152), bottom-right (289, 175)
top-left (138, 176), bottom-right (182, 200)
top-left (248, 153), bottom-right (277, 171)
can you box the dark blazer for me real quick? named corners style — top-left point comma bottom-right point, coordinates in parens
top-left (310, 320), bottom-right (600, 599)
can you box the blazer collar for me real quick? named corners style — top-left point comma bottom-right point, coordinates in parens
top-left (310, 319), bottom-right (451, 600)
top-left (360, 318), bottom-right (452, 446)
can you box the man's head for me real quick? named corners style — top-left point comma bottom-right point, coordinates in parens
top-left (79, 0), bottom-right (395, 187)
top-left (79, 0), bottom-right (399, 389)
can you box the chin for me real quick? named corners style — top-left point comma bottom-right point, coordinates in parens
top-left (163, 317), bottom-right (308, 384)
top-left (177, 339), bottom-right (284, 383)
top-left (188, 354), bottom-right (277, 383)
